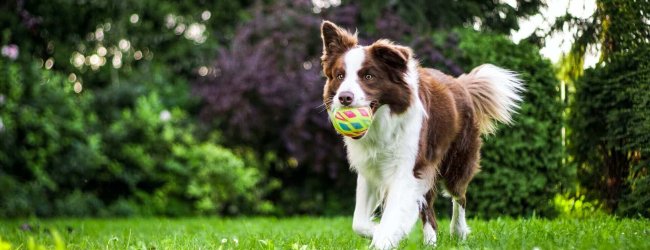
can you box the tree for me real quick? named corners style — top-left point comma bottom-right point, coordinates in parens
top-left (569, 46), bottom-right (650, 215)
top-left (350, 0), bottom-right (544, 34)
top-left (554, 0), bottom-right (650, 78)
top-left (557, 0), bottom-right (650, 214)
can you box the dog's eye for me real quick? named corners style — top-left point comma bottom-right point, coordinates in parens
top-left (336, 74), bottom-right (344, 80)
top-left (364, 74), bottom-right (374, 80)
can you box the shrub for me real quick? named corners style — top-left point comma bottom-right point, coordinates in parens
top-left (1, 0), bottom-right (264, 217)
top-left (570, 46), bottom-right (650, 217)
top-left (92, 91), bottom-right (264, 216)
top-left (0, 58), bottom-right (104, 217)
top-left (0, 58), bottom-right (262, 217)
top-left (171, 143), bottom-right (260, 214)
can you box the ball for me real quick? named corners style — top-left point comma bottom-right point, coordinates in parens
top-left (329, 106), bottom-right (373, 138)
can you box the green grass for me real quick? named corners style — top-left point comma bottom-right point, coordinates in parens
top-left (1, 217), bottom-right (648, 249)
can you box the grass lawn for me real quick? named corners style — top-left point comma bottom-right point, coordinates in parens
top-left (1, 216), bottom-right (648, 249)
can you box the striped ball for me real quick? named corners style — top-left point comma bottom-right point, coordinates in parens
top-left (329, 107), bottom-right (373, 138)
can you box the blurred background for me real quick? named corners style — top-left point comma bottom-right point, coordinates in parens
top-left (0, 0), bottom-right (647, 219)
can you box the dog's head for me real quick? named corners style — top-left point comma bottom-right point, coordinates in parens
top-left (320, 21), bottom-right (415, 115)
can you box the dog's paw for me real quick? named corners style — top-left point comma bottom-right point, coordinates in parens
top-left (370, 238), bottom-right (396, 250)
top-left (352, 222), bottom-right (376, 239)
top-left (423, 226), bottom-right (437, 246)
top-left (450, 223), bottom-right (470, 240)
top-left (370, 229), bottom-right (399, 250)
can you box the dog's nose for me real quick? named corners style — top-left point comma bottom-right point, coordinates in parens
top-left (338, 91), bottom-right (354, 106)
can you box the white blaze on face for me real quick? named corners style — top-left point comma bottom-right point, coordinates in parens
top-left (333, 47), bottom-right (370, 109)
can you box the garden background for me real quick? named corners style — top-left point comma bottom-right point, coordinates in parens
top-left (0, 0), bottom-right (648, 248)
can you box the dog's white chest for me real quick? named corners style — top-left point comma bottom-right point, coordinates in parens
top-left (347, 140), bottom-right (397, 182)
top-left (344, 106), bottom-right (423, 184)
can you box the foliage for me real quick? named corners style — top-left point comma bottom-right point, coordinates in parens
top-left (170, 142), bottom-right (261, 214)
top-left (349, 0), bottom-right (543, 34)
top-left (98, 91), bottom-right (263, 216)
top-left (0, 0), bottom-right (255, 142)
top-left (552, 192), bottom-right (606, 219)
top-left (0, 0), bottom-right (266, 217)
top-left (620, 174), bottom-right (650, 217)
top-left (553, 0), bottom-right (650, 79)
top-left (0, 59), bottom-right (102, 217)
top-left (552, 0), bottom-right (650, 217)
top-left (569, 46), bottom-right (650, 216)
top-left (0, 58), bottom-right (262, 217)
top-left (442, 29), bottom-right (567, 217)
top-left (0, 0), bottom-right (251, 77)
top-left (1, 217), bottom-right (649, 249)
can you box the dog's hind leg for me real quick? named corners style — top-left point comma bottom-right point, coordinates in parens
top-left (439, 119), bottom-right (481, 240)
top-left (441, 145), bottom-right (480, 241)
top-left (443, 160), bottom-right (477, 240)
top-left (450, 193), bottom-right (470, 240)
top-left (420, 190), bottom-right (438, 246)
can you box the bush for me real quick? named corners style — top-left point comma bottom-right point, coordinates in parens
top-left (0, 58), bottom-right (262, 217)
top-left (90, 90), bottom-right (264, 216)
top-left (570, 46), bottom-right (650, 217)
top-left (171, 143), bottom-right (260, 214)
top-left (0, 58), bottom-right (104, 217)
top-left (449, 29), bottom-right (568, 217)
top-left (1, 0), bottom-right (264, 217)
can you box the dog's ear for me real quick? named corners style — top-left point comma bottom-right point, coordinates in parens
top-left (369, 40), bottom-right (412, 71)
top-left (321, 21), bottom-right (357, 59)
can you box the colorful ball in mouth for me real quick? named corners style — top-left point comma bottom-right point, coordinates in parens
top-left (329, 106), bottom-right (373, 138)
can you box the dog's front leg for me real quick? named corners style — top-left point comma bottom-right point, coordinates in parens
top-left (371, 175), bottom-right (420, 250)
top-left (352, 175), bottom-right (379, 238)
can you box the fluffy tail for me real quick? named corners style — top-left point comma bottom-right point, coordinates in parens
top-left (457, 64), bottom-right (524, 134)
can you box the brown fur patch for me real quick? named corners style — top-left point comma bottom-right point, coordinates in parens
top-left (419, 190), bottom-right (438, 231)
top-left (414, 68), bottom-right (481, 225)
top-left (322, 56), bottom-right (346, 110)
top-left (413, 68), bottom-right (460, 179)
top-left (358, 42), bottom-right (413, 114)
top-left (320, 21), bottom-right (357, 76)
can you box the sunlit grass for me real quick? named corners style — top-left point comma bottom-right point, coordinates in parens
top-left (1, 216), bottom-right (648, 249)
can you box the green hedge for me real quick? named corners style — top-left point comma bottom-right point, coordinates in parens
top-left (0, 59), bottom-right (262, 217)
top-left (570, 46), bottom-right (650, 217)
top-left (437, 29), bottom-right (569, 217)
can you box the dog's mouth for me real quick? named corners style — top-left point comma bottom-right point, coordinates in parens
top-left (349, 102), bottom-right (378, 140)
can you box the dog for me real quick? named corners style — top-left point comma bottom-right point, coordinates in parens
top-left (319, 21), bottom-right (524, 249)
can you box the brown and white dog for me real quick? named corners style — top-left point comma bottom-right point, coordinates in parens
top-left (320, 21), bottom-right (524, 249)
